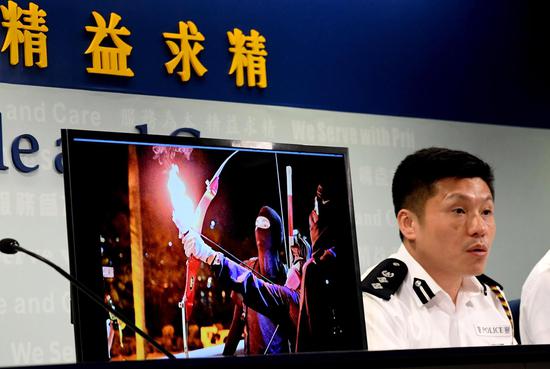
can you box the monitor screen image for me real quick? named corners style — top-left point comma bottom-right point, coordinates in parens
top-left (61, 129), bottom-right (366, 362)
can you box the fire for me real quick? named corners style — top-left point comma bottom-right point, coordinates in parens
top-left (167, 164), bottom-right (196, 237)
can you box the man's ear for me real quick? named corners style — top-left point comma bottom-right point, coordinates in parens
top-left (397, 209), bottom-right (418, 242)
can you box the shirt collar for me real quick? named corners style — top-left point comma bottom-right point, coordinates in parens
top-left (462, 274), bottom-right (485, 295)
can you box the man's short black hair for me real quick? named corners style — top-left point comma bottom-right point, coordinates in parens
top-left (392, 147), bottom-right (494, 233)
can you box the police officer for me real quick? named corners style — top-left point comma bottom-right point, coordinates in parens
top-left (362, 147), bottom-right (516, 349)
top-left (520, 249), bottom-right (550, 344)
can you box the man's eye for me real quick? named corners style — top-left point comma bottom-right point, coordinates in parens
top-left (452, 208), bottom-right (465, 214)
top-left (482, 209), bottom-right (493, 216)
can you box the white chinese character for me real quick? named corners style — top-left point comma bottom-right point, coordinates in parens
top-left (39, 193), bottom-right (57, 217)
top-left (141, 109), bottom-right (158, 129)
top-left (375, 167), bottom-right (389, 187)
top-left (0, 192), bottom-right (11, 216)
top-left (225, 115), bottom-right (240, 136)
top-left (182, 111), bottom-right (193, 126)
top-left (120, 108), bottom-right (136, 128)
top-left (163, 110), bottom-right (177, 131)
top-left (16, 192), bottom-right (36, 216)
top-left (244, 116), bottom-right (257, 137)
top-left (261, 117), bottom-right (275, 139)
top-left (206, 113), bottom-right (221, 135)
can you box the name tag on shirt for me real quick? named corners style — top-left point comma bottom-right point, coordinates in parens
top-left (474, 324), bottom-right (512, 337)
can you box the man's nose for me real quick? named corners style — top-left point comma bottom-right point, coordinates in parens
top-left (468, 213), bottom-right (488, 237)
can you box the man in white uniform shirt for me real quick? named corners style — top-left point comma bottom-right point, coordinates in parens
top-left (362, 147), bottom-right (516, 350)
top-left (520, 250), bottom-right (550, 344)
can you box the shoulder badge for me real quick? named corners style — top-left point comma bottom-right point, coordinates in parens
top-left (361, 258), bottom-right (408, 300)
top-left (476, 274), bottom-right (503, 295)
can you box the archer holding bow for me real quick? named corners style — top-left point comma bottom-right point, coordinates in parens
top-left (181, 182), bottom-right (350, 353)
top-left (169, 150), bottom-right (294, 356)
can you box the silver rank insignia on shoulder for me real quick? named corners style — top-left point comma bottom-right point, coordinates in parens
top-left (361, 258), bottom-right (408, 301)
top-left (381, 270), bottom-right (394, 278)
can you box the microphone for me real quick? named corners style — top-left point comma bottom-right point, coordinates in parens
top-left (0, 238), bottom-right (19, 254)
top-left (0, 238), bottom-right (176, 360)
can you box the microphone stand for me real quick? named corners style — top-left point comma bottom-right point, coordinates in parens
top-left (11, 244), bottom-right (176, 360)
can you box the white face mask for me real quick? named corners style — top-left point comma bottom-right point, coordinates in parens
top-left (255, 215), bottom-right (271, 230)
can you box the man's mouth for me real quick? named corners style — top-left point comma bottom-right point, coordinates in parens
top-left (466, 244), bottom-right (488, 256)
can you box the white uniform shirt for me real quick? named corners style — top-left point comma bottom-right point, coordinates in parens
top-left (362, 245), bottom-right (516, 350)
top-left (520, 249), bottom-right (550, 344)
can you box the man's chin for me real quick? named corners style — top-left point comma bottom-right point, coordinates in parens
top-left (469, 265), bottom-right (487, 277)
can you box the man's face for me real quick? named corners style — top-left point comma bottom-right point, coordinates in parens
top-left (408, 177), bottom-right (495, 280)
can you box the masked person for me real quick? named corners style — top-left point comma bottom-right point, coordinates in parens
top-left (223, 206), bottom-right (290, 355)
top-left (182, 184), bottom-right (348, 353)
top-left (362, 147), bottom-right (516, 350)
top-left (296, 184), bottom-right (342, 352)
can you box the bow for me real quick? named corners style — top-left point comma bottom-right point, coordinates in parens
top-left (184, 150), bottom-right (238, 317)
top-left (169, 149), bottom-right (286, 356)
top-left (169, 150), bottom-right (238, 357)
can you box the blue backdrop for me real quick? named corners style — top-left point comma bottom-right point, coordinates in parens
top-left (0, 0), bottom-right (548, 128)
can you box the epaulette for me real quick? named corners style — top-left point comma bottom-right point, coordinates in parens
top-left (476, 274), bottom-right (514, 331)
top-left (361, 258), bottom-right (408, 300)
top-left (476, 274), bottom-right (503, 295)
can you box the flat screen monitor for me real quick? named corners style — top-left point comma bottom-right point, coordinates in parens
top-left (61, 129), bottom-right (366, 362)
